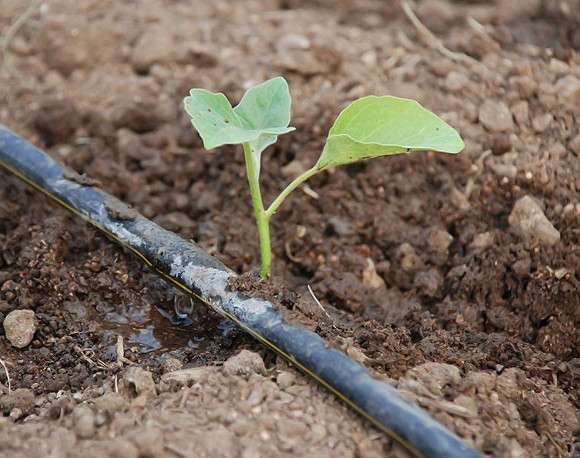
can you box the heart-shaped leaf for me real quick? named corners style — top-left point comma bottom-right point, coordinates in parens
top-left (184, 77), bottom-right (294, 154)
top-left (315, 96), bottom-right (464, 170)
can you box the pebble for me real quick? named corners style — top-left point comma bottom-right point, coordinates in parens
top-left (468, 232), bottom-right (495, 253)
top-left (161, 366), bottom-right (215, 385)
top-left (413, 269), bottom-right (443, 298)
top-left (281, 159), bottom-right (308, 178)
top-left (160, 357), bottom-right (183, 374)
top-left (73, 406), bottom-right (95, 439)
top-left (397, 243), bottom-right (423, 273)
top-left (327, 216), bottom-right (354, 237)
top-left (531, 113), bottom-right (553, 133)
top-left (277, 33), bottom-right (310, 51)
top-left (490, 162), bottom-right (518, 179)
top-left (3, 309), bottom-right (37, 348)
top-left (0, 388), bottom-right (34, 414)
top-left (427, 229), bottom-right (453, 255)
top-left (445, 71), bottom-right (469, 91)
top-left (554, 75), bottom-right (580, 110)
top-left (276, 371), bottom-right (296, 390)
top-left (511, 101), bottom-right (529, 125)
top-left (131, 27), bottom-right (174, 72)
top-left (488, 133), bottom-right (512, 156)
top-left (479, 100), bottom-right (514, 132)
top-left (123, 367), bottom-right (156, 399)
top-left (362, 258), bottom-right (386, 289)
top-left (223, 350), bottom-right (266, 377)
top-left (569, 134), bottom-right (580, 156)
top-left (508, 196), bottom-right (560, 246)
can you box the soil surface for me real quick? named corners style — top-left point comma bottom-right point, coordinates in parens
top-left (0, 0), bottom-right (579, 457)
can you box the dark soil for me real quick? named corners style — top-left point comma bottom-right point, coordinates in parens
top-left (0, 0), bottom-right (578, 457)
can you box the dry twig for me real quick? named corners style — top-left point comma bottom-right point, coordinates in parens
top-left (0, 0), bottom-right (42, 74)
top-left (0, 357), bottom-right (12, 394)
top-left (307, 284), bottom-right (334, 323)
top-left (401, 1), bottom-right (479, 66)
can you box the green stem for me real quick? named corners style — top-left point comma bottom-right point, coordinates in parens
top-left (265, 167), bottom-right (320, 218)
top-left (243, 143), bottom-right (271, 278)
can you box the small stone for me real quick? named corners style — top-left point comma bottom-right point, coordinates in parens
top-left (361, 50), bottom-right (377, 67)
top-left (531, 113), bottom-right (553, 133)
top-left (549, 58), bottom-right (569, 75)
top-left (346, 344), bottom-right (368, 364)
top-left (479, 100), bottom-right (514, 132)
top-left (511, 101), bottom-right (529, 125)
top-left (508, 196), bottom-right (560, 246)
top-left (0, 388), bottom-right (34, 414)
top-left (509, 76), bottom-right (537, 98)
top-left (223, 350), bottom-right (266, 377)
top-left (131, 27), bottom-right (174, 72)
top-left (427, 229), bottom-right (453, 255)
top-left (276, 371), bottom-right (296, 389)
top-left (413, 269), bottom-right (443, 298)
top-left (569, 134), bottom-right (580, 155)
top-left (3, 309), bottom-right (37, 348)
top-left (73, 406), bottom-right (95, 439)
top-left (281, 159), bottom-right (307, 178)
top-left (160, 357), bottom-right (183, 374)
top-left (123, 367), bottom-right (156, 399)
top-left (553, 268), bottom-right (568, 280)
top-left (9, 408), bottom-right (23, 421)
top-left (397, 243), bottom-right (423, 272)
top-left (327, 216), bottom-right (354, 237)
top-left (450, 187), bottom-right (471, 211)
top-left (488, 133), bottom-right (512, 155)
top-left (277, 33), bottom-right (310, 50)
top-left (277, 418), bottom-right (309, 442)
top-left (445, 71), bottom-right (468, 91)
top-left (468, 232), bottom-right (495, 253)
top-left (554, 75), bottom-right (580, 110)
top-left (362, 258), bottom-right (386, 289)
top-left (490, 162), bottom-right (518, 179)
top-left (246, 386), bottom-right (265, 407)
top-left (93, 392), bottom-right (125, 413)
top-left (161, 366), bottom-right (215, 385)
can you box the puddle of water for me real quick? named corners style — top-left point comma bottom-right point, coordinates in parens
top-left (95, 292), bottom-right (224, 354)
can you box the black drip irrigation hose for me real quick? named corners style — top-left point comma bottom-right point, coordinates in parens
top-left (0, 125), bottom-right (479, 458)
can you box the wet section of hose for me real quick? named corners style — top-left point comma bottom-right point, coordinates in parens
top-left (0, 125), bottom-right (479, 458)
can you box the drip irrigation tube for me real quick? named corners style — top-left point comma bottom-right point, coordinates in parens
top-left (0, 125), bottom-right (479, 458)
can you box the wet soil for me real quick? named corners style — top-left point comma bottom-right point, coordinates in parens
top-left (0, 0), bottom-right (579, 457)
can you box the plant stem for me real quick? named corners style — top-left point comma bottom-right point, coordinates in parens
top-left (265, 167), bottom-right (319, 218)
top-left (243, 143), bottom-right (272, 278)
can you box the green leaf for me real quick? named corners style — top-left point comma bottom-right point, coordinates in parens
top-left (315, 96), bottom-right (464, 170)
top-left (183, 77), bottom-right (294, 154)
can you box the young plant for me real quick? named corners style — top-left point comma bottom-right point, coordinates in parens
top-left (184, 77), bottom-right (464, 278)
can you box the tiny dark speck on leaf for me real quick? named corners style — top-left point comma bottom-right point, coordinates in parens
top-left (207, 108), bottom-right (211, 112)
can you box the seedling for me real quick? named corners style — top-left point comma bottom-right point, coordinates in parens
top-left (184, 77), bottom-right (464, 278)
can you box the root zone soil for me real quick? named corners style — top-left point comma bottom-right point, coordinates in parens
top-left (0, 1), bottom-right (578, 457)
